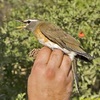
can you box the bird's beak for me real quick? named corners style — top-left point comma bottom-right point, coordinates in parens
top-left (16, 19), bottom-right (27, 29)
top-left (16, 25), bottom-right (26, 29)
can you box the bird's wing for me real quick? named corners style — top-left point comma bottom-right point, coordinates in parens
top-left (39, 22), bottom-right (86, 54)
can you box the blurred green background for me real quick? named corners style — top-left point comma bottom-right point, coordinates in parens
top-left (0, 0), bottom-right (100, 100)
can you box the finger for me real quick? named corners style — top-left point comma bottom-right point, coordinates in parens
top-left (60, 55), bottom-right (72, 76)
top-left (47, 49), bottom-right (63, 69)
top-left (34, 46), bottom-right (52, 66)
top-left (66, 70), bottom-right (74, 83)
top-left (65, 70), bottom-right (73, 96)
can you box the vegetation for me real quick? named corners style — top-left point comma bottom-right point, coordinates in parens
top-left (0, 0), bottom-right (100, 100)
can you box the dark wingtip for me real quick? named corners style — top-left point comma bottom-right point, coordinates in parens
top-left (89, 56), bottom-right (94, 60)
top-left (85, 54), bottom-right (94, 61)
top-left (76, 53), bottom-right (94, 62)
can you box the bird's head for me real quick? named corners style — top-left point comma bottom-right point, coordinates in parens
top-left (17, 19), bottom-right (40, 32)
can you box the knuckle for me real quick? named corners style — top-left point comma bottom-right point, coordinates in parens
top-left (32, 63), bottom-right (45, 73)
top-left (57, 73), bottom-right (66, 83)
top-left (45, 67), bottom-right (55, 80)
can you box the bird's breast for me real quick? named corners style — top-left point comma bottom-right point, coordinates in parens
top-left (34, 25), bottom-right (49, 42)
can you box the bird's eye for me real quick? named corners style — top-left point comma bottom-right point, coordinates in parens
top-left (23, 20), bottom-right (31, 24)
top-left (27, 20), bottom-right (31, 23)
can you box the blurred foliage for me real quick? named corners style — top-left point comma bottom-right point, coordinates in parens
top-left (0, 0), bottom-right (100, 100)
top-left (15, 93), bottom-right (26, 100)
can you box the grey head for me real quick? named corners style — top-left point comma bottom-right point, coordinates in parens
top-left (23, 19), bottom-right (40, 32)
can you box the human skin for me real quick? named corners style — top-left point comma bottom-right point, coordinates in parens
top-left (28, 47), bottom-right (73, 100)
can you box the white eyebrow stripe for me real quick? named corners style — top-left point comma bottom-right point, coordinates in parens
top-left (24, 19), bottom-right (38, 22)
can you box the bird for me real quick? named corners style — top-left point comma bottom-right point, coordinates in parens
top-left (17, 19), bottom-right (93, 93)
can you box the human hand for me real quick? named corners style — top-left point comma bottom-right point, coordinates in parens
top-left (28, 47), bottom-right (73, 100)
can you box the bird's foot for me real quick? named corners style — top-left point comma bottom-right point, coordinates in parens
top-left (29, 48), bottom-right (40, 59)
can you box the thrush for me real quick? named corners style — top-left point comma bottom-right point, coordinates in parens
top-left (18, 19), bottom-right (93, 93)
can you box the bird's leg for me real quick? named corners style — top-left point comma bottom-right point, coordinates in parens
top-left (29, 48), bottom-right (40, 59)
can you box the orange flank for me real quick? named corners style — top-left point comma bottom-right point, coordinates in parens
top-left (34, 25), bottom-right (49, 43)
